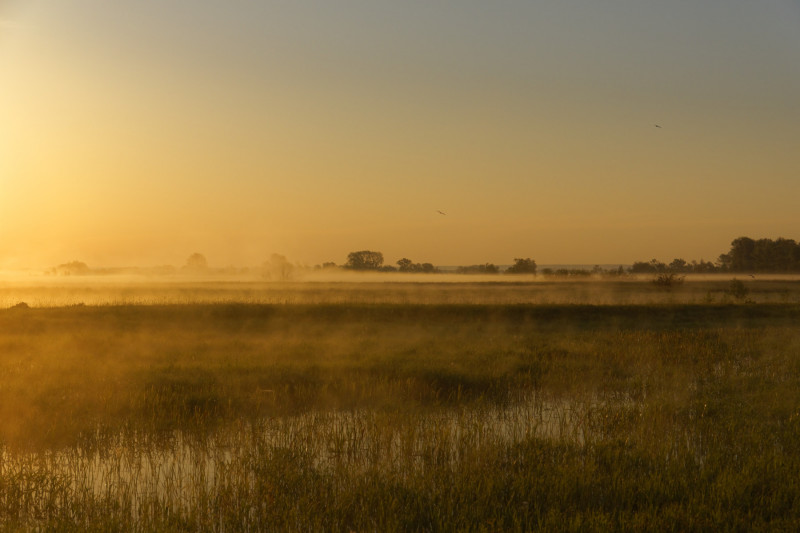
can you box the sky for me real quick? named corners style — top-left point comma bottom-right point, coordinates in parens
top-left (1, 0), bottom-right (799, 269)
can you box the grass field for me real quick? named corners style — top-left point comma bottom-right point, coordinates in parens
top-left (2, 278), bottom-right (800, 530)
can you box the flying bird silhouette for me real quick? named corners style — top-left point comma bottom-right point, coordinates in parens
top-left (437, 210), bottom-right (447, 215)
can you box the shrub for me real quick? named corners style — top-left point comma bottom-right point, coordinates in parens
top-left (727, 278), bottom-right (749, 300)
top-left (651, 272), bottom-right (685, 289)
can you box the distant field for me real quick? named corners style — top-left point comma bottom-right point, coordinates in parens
top-left (2, 281), bottom-right (800, 530)
top-left (1, 274), bottom-right (799, 307)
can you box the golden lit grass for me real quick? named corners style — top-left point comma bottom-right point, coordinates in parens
top-left (0, 304), bottom-right (552, 448)
top-left (1, 296), bottom-right (800, 530)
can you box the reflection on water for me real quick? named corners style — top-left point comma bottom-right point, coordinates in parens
top-left (1, 393), bottom-right (638, 522)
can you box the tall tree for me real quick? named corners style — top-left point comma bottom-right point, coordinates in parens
top-left (345, 250), bottom-right (384, 270)
top-left (506, 258), bottom-right (537, 274)
top-left (725, 237), bottom-right (756, 271)
top-left (719, 237), bottom-right (800, 272)
top-left (263, 254), bottom-right (294, 281)
top-left (184, 253), bottom-right (208, 271)
top-left (396, 258), bottom-right (413, 272)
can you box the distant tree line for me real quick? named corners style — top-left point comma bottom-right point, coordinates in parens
top-left (505, 258), bottom-right (537, 274)
top-left (630, 237), bottom-right (800, 274)
top-left (46, 237), bottom-right (797, 279)
top-left (341, 251), bottom-right (537, 275)
top-left (344, 250), bottom-right (386, 271)
top-left (397, 258), bottom-right (437, 273)
top-left (455, 258), bottom-right (537, 275)
top-left (456, 263), bottom-right (499, 274)
top-left (342, 237), bottom-right (800, 277)
top-left (540, 266), bottom-right (609, 277)
top-left (46, 261), bottom-right (91, 276)
top-left (717, 237), bottom-right (800, 272)
top-left (629, 258), bottom-right (718, 274)
top-left (342, 251), bottom-right (438, 273)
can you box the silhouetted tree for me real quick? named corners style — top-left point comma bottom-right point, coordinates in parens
top-left (397, 258), bottom-right (413, 272)
top-left (668, 258), bottom-right (689, 273)
top-left (184, 253), bottom-right (208, 271)
top-left (773, 238), bottom-right (800, 271)
top-left (397, 258), bottom-right (438, 273)
top-left (652, 272), bottom-right (685, 289)
top-left (718, 236), bottom-right (800, 272)
top-left (52, 261), bottom-right (91, 276)
top-left (506, 258), bottom-right (537, 274)
top-left (599, 266), bottom-right (628, 277)
top-left (262, 254), bottom-right (294, 281)
top-left (719, 237), bottom-right (755, 271)
top-left (752, 238), bottom-right (775, 271)
top-left (630, 259), bottom-right (666, 273)
top-left (345, 250), bottom-right (384, 270)
top-left (702, 260), bottom-right (718, 272)
top-left (632, 236), bottom-right (800, 274)
top-left (456, 263), bottom-right (499, 274)
top-left (727, 278), bottom-right (749, 300)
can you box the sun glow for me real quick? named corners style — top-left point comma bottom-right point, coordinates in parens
top-left (1, 1), bottom-right (799, 269)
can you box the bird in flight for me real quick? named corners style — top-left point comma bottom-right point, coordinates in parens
top-left (437, 210), bottom-right (447, 215)
top-left (654, 124), bottom-right (662, 128)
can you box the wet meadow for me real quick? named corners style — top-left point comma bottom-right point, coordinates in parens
top-left (2, 276), bottom-right (800, 530)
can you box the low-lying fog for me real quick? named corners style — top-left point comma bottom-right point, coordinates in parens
top-left (1, 269), bottom-right (799, 308)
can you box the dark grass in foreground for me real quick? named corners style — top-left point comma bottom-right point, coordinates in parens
top-left (2, 303), bottom-right (800, 530)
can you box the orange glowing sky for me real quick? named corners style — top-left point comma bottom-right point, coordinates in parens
top-left (1, 1), bottom-right (799, 269)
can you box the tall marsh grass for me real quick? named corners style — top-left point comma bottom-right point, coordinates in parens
top-left (2, 299), bottom-right (800, 530)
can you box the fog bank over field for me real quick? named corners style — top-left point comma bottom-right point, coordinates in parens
top-left (2, 276), bottom-right (800, 309)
